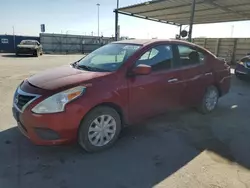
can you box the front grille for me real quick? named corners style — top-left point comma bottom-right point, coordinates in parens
top-left (16, 94), bottom-right (35, 110)
top-left (19, 48), bottom-right (30, 51)
top-left (17, 48), bottom-right (32, 53)
top-left (13, 87), bottom-right (40, 112)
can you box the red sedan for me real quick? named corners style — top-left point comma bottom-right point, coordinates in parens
top-left (12, 39), bottom-right (231, 152)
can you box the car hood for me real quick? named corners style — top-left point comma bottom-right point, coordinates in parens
top-left (17, 44), bottom-right (36, 48)
top-left (28, 65), bottom-right (111, 90)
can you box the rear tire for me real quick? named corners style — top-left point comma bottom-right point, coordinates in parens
top-left (198, 86), bottom-right (219, 114)
top-left (78, 106), bottom-right (121, 153)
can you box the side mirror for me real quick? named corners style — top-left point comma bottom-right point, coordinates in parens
top-left (132, 64), bottom-right (152, 75)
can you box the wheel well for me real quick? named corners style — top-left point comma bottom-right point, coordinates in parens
top-left (93, 102), bottom-right (125, 126)
top-left (213, 84), bottom-right (222, 97)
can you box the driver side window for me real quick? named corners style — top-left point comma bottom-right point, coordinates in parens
top-left (136, 45), bottom-right (173, 71)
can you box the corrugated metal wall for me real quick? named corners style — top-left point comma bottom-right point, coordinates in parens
top-left (193, 38), bottom-right (250, 64)
top-left (40, 33), bottom-right (115, 54)
top-left (0, 35), bottom-right (39, 53)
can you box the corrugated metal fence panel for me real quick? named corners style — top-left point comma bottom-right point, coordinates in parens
top-left (218, 38), bottom-right (235, 62)
top-left (0, 35), bottom-right (14, 52)
top-left (40, 33), bottom-right (114, 54)
top-left (235, 38), bottom-right (250, 61)
top-left (204, 38), bottom-right (217, 54)
top-left (0, 35), bottom-right (39, 53)
top-left (193, 38), bottom-right (250, 64)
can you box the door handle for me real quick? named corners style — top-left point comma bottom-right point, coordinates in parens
top-left (205, 72), bottom-right (212, 76)
top-left (168, 78), bottom-right (178, 83)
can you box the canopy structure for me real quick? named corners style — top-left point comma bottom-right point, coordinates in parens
top-left (114, 0), bottom-right (250, 40)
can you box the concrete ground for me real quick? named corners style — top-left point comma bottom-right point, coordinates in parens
top-left (0, 53), bottom-right (250, 188)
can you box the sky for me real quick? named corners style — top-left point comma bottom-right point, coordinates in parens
top-left (1, 0), bottom-right (250, 39)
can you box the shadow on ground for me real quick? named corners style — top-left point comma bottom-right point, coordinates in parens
top-left (1, 54), bottom-right (35, 58)
top-left (0, 76), bottom-right (250, 188)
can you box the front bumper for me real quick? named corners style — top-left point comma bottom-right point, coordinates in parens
top-left (12, 106), bottom-right (84, 145)
top-left (12, 92), bottom-right (91, 146)
top-left (16, 48), bottom-right (35, 55)
top-left (235, 64), bottom-right (250, 78)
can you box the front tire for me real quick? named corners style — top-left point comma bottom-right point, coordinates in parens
top-left (78, 106), bottom-right (121, 152)
top-left (33, 50), bottom-right (39, 57)
top-left (235, 72), bottom-right (244, 80)
top-left (198, 86), bottom-right (219, 114)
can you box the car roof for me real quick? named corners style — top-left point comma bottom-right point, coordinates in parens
top-left (112, 39), bottom-right (194, 46)
top-left (112, 39), bottom-right (215, 57)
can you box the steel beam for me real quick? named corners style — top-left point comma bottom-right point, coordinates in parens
top-left (203, 0), bottom-right (250, 19)
top-left (188, 0), bottom-right (196, 42)
top-left (179, 25), bottom-right (182, 37)
top-left (115, 10), bottom-right (119, 41)
top-left (133, 1), bottom-right (204, 15)
top-left (115, 0), bottom-right (120, 41)
top-left (115, 10), bottom-right (180, 26)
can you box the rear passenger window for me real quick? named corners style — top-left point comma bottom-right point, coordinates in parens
top-left (137, 45), bottom-right (173, 71)
top-left (178, 45), bottom-right (205, 66)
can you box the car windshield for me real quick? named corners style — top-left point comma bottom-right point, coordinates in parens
top-left (20, 41), bottom-right (36, 45)
top-left (77, 43), bottom-right (141, 72)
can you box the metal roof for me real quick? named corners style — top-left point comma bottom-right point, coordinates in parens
top-left (117, 0), bottom-right (250, 26)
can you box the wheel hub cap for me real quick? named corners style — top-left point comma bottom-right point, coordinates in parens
top-left (88, 115), bottom-right (116, 147)
top-left (205, 90), bottom-right (218, 111)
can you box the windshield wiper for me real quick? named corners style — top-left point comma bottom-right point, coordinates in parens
top-left (70, 61), bottom-right (78, 68)
top-left (77, 64), bottom-right (93, 71)
top-left (77, 64), bottom-right (110, 72)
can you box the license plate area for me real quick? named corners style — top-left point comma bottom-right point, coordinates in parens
top-left (13, 107), bottom-right (28, 133)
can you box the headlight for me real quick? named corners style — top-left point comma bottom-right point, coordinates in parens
top-left (238, 61), bottom-right (245, 66)
top-left (32, 86), bottom-right (86, 114)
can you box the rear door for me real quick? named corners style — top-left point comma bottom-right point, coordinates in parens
top-left (174, 44), bottom-right (213, 107)
top-left (128, 44), bottom-right (184, 123)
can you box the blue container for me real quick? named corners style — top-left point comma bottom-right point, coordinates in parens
top-left (0, 35), bottom-right (40, 53)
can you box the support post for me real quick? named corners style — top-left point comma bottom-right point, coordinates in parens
top-left (13, 26), bottom-right (16, 52)
top-left (215, 38), bottom-right (220, 57)
top-left (203, 38), bottom-right (207, 48)
top-left (115, 0), bottom-right (119, 41)
top-left (179, 25), bottom-right (182, 37)
top-left (97, 3), bottom-right (100, 37)
top-left (188, 0), bottom-right (196, 42)
top-left (231, 38), bottom-right (238, 64)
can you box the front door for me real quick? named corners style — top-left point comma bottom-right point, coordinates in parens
top-left (128, 44), bottom-right (183, 123)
